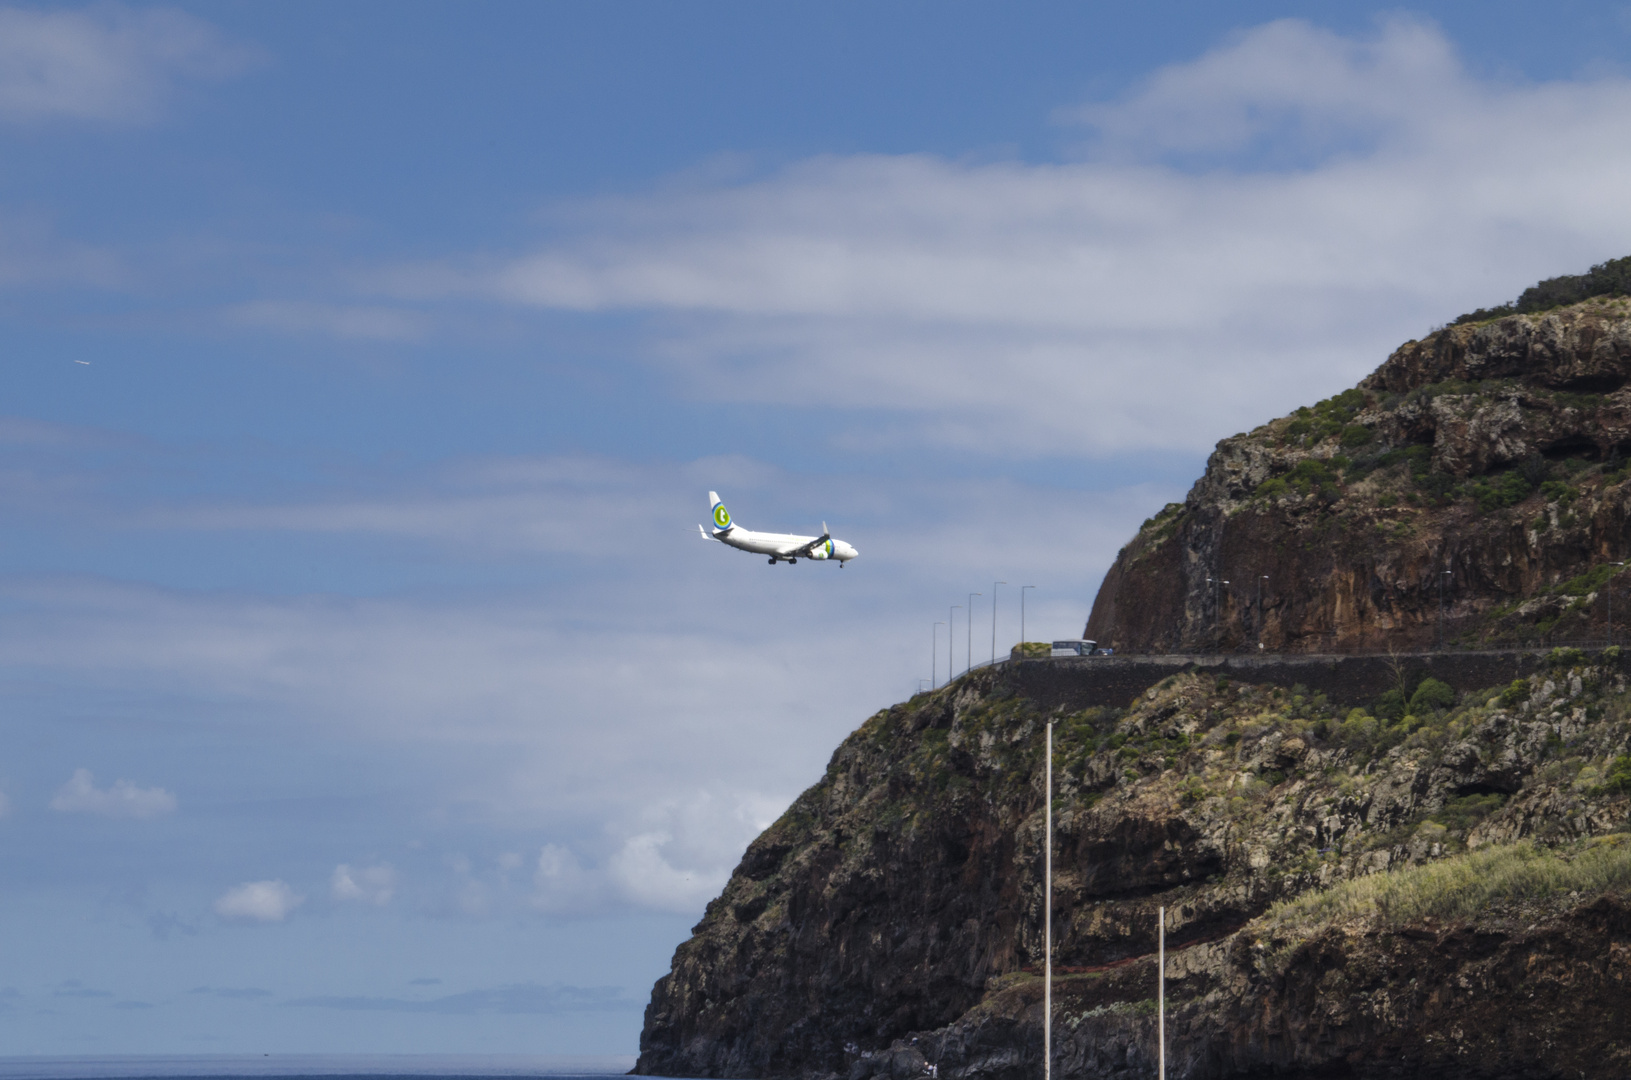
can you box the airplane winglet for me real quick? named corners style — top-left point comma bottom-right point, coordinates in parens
top-left (698, 524), bottom-right (708, 540)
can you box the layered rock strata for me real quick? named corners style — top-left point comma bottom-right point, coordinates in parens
top-left (636, 655), bottom-right (1631, 1079)
top-left (1085, 298), bottom-right (1631, 653)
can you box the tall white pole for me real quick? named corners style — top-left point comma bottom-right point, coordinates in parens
top-left (1044, 721), bottom-right (1052, 1080)
top-left (991, 581), bottom-right (1006, 665)
top-left (967, 593), bottom-right (980, 674)
top-left (1157, 906), bottom-right (1166, 1080)
top-left (1022, 586), bottom-right (1035, 653)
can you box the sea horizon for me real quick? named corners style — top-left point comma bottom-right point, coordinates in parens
top-left (0, 1056), bottom-right (638, 1080)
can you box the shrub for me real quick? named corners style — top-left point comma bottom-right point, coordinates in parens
top-left (1431, 792), bottom-right (1506, 831)
top-left (1408, 677), bottom-right (1457, 713)
top-left (1256, 477), bottom-right (1289, 499)
top-left (1538, 479), bottom-right (1578, 504)
top-left (1340, 424), bottom-right (1374, 448)
top-left (1471, 469), bottom-right (1533, 512)
top-left (1338, 710), bottom-right (1378, 750)
top-left (1373, 689), bottom-right (1407, 722)
top-left (1556, 564), bottom-right (1619, 597)
top-left (1547, 646), bottom-right (1587, 668)
top-left (1499, 678), bottom-right (1530, 708)
top-left (1289, 459), bottom-right (1337, 486)
top-left (1450, 254), bottom-right (1631, 324)
top-left (1600, 755), bottom-right (1631, 795)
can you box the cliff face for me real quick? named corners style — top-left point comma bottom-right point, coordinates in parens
top-left (1085, 298), bottom-right (1631, 654)
top-left (636, 653), bottom-right (1631, 1079)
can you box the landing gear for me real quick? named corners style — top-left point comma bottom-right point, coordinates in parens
top-left (788, 558), bottom-right (796, 564)
top-left (768, 557), bottom-right (776, 564)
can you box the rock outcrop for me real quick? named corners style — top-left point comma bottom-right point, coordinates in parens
top-left (1085, 297), bottom-right (1631, 654)
top-left (636, 654), bottom-right (1631, 1079)
top-left (636, 279), bottom-right (1631, 1079)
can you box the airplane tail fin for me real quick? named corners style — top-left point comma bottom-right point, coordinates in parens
top-left (708, 491), bottom-right (735, 533)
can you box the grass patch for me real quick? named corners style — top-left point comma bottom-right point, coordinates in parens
top-left (1262, 837), bottom-right (1631, 933)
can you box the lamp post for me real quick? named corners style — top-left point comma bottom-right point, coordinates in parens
top-left (1021, 586), bottom-right (1035, 653)
top-left (949, 607), bottom-right (961, 681)
top-left (1437, 569), bottom-right (1452, 650)
top-left (966, 593), bottom-right (981, 674)
top-left (1043, 719), bottom-right (1053, 1080)
top-left (1157, 906), bottom-right (1166, 1080)
top-left (991, 581), bottom-right (1006, 665)
top-left (1256, 575), bottom-right (1269, 650)
top-left (1206, 575), bottom-right (1230, 651)
top-left (933, 622), bottom-right (945, 689)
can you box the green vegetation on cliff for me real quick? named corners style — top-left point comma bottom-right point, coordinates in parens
top-left (1452, 254), bottom-right (1631, 325)
top-left (638, 651), bottom-right (1631, 1080)
top-left (1086, 289), bottom-right (1631, 653)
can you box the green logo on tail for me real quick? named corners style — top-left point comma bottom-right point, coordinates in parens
top-left (713, 504), bottom-right (731, 529)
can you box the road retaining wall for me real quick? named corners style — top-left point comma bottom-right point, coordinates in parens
top-left (999, 647), bottom-right (1619, 711)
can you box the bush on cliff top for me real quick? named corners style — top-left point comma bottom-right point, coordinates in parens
top-left (1452, 254), bottom-right (1631, 325)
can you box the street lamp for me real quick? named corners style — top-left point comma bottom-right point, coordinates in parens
top-left (1021, 586), bottom-right (1036, 653)
top-left (933, 622), bottom-right (946, 689)
top-left (1042, 718), bottom-right (1054, 1080)
top-left (1256, 575), bottom-right (1269, 650)
top-left (949, 606), bottom-right (961, 681)
top-left (991, 581), bottom-right (1006, 664)
top-left (1437, 569), bottom-right (1452, 649)
top-left (966, 593), bottom-right (981, 674)
top-left (1206, 575), bottom-right (1230, 651)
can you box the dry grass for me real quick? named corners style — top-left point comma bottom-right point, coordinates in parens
top-left (1262, 835), bottom-right (1631, 933)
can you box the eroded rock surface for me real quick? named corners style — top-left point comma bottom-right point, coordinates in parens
top-left (635, 659), bottom-right (1631, 1079)
top-left (1085, 298), bottom-right (1631, 653)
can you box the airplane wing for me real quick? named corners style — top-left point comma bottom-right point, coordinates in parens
top-left (785, 526), bottom-right (831, 558)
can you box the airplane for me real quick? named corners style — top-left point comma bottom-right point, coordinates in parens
top-left (699, 491), bottom-right (859, 566)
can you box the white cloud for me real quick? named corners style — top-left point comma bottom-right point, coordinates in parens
top-left (49, 768), bottom-right (176, 819)
top-left (0, 4), bottom-right (254, 125)
top-left (390, 16), bottom-right (1631, 459)
top-left (1059, 16), bottom-right (1467, 160)
top-left (332, 863), bottom-right (397, 906)
top-left (215, 879), bottom-right (303, 923)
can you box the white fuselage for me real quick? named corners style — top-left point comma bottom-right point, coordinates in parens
top-left (715, 526), bottom-right (858, 563)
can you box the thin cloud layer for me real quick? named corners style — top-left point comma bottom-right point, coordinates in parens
top-left (395, 17), bottom-right (1631, 458)
top-left (49, 768), bottom-right (176, 819)
top-left (0, 4), bottom-right (254, 124)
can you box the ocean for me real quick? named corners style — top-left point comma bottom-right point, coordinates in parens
top-left (0, 1058), bottom-right (637, 1080)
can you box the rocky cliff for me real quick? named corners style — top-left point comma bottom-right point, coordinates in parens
top-left (635, 653), bottom-right (1631, 1079)
top-left (1085, 296), bottom-right (1631, 653)
top-left (635, 270), bottom-right (1631, 1080)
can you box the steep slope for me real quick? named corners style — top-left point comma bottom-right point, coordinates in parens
top-left (636, 652), bottom-right (1631, 1079)
top-left (1085, 297), bottom-right (1631, 653)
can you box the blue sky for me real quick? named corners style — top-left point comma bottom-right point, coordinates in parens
top-left (6, 0), bottom-right (1631, 1057)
